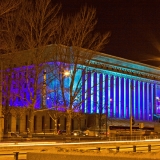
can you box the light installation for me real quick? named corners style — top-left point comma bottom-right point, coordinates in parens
top-left (2, 60), bottom-right (160, 122)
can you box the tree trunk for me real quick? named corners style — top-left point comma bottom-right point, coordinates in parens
top-left (54, 118), bottom-right (57, 134)
top-left (28, 107), bottom-right (34, 138)
top-left (66, 110), bottom-right (72, 136)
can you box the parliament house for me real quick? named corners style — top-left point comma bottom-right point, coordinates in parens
top-left (1, 44), bottom-right (160, 134)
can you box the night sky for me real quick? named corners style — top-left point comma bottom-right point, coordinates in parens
top-left (54, 0), bottom-right (160, 67)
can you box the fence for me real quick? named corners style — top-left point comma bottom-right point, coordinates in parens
top-left (89, 144), bottom-right (160, 153)
top-left (0, 152), bottom-right (26, 160)
top-left (1, 144), bottom-right (160, 159)
top-left (100, 135), bottom-right (160, 141)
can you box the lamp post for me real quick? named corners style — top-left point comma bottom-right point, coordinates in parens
top-left (105, 105), bottom-right (108, 139)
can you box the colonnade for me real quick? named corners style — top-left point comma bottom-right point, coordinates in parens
top-left (82, 72), bottom-right (156, 121)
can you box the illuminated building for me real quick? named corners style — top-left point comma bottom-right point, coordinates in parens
top-left (1, 45), bottom-right (160, 133)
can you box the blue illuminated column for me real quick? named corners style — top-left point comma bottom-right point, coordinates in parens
top-left (84, 73), bottom-right (88, 113)
top-left (102, 74), bottom-right (105, 113)
top-left (129, 79), bottom-right (131, 117)
top-left (97, 73), bottom-right (100, 113)
top-left (82, 70), bottom-right (85, 113)
top-left (91, 73), bottom-right (94, 113)
top-left (142, 82), bottom-right (145, 120)
top-left (124, 78), bottom-right (126, 118)
top-left (108, 75), bottom-right (111, 117)
top-left (133, 80), bottom-right (136, 118)
top-left (151, 83), bottom-right (154, 121)
top-left (113, 76), bottom-right (116, 117)
top-left (119, 77), bottom-right (121, 118)
top-left (147, 82), bottom-right (149, 120)
top-left (138, 81), bottom-right (141, 120)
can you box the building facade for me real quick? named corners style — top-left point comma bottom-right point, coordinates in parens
top-left (1, 45), bottom-right (160, 133)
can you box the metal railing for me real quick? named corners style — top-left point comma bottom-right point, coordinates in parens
top-left (100, 135), bottom-right (160, 141)
top-left (0, 152), bottom-right (26, 160)
top-left (89, 144), bottom-right (160, 152)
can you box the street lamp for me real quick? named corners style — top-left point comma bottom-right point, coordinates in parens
top-left (105, 105), bottom-right (108, 139)
top-left (63, 70), bottom-right (70, 77)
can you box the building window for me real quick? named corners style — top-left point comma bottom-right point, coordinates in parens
top-left (30, 82), bottom-right (33, 88)
top-left (8, 75), bottom-right (11, 81)
top-left (30, 71), bottom-right (33, 78)
top-left (13, 84), bottom-right (16, 89)
top-left (24, 92), bottom-right (26, 101)
top-left (13, 95), bottom-right (16, 100)
top-left (13, 73), bottom-right (16, 79)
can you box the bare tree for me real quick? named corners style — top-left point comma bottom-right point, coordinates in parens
top-left (0, 4), bottom-right (25, 135)
top-left (2, 63), bottom-right (15, 134)
top-left (16, 0), bottom-right (61, 137)
top-left (0, 0), bottom-right (61, 137)
top-left (1, 2), bottom-right (110, 137)
top-left (0, 0), bottom-right (21, 17)
top-left (48, 6), bottom-right (111, 135)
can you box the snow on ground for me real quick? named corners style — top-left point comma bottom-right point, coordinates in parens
top-left (27, 146), bottom-right (160, 160)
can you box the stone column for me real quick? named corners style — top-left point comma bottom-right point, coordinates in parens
top-left (138, 81), bottom-right (141, 120)
top-left (133, 80), bottom-right (136, 118)
top-left (119, 77), bottom-right (121, 118)
top-left (91, 72), bottom-right (94, 113)
top-left (97, 73), bottom-right (100, 113)
top-left (11, 116), bottom-right (16, 132)
top-left (84, 73), bottom-right (88, 113)
top-left (108, 75), bottom-right (111, 117)
top-left (113, 76), bottom-right (116, 117)
top-left (147, 82), bottom-right (150, 120)
top-left (142, 82), bottom-right (145, 120)
top-left (129, 79), bottom-right (131, 117)
top-left (151, 83), bottom-right (154, 121)
top-left (124, 78), bottom-right (126, 118)
top-left (102, 74), bottom-right (105, 113)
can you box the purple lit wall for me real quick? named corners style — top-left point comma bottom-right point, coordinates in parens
top-left (2, 62), bottom-right (160, 122)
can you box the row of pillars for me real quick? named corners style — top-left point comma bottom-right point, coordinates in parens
top-left (82, 73), bottom-right (155, 121)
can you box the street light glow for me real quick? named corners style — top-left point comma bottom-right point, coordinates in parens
top-left (64, 70), bottom-right (70, 77)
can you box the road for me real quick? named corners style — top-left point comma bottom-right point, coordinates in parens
top-left (0, 139), bottom-right (160, 160)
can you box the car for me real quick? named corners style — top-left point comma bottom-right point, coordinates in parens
top-left (57, 130), bottom-right (66, 135)
top-left (11, 132), bottom-right (21, 138)
top-left (72, 130), bottom-right (86, 136)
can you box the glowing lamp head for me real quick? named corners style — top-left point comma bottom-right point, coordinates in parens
top-left (64, 70), bottom-right (70, 77)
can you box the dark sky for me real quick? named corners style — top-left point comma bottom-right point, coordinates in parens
top-left (54, 0), bottom-right (160, 67)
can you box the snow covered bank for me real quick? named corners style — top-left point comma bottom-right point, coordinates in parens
top-left (27, 147), bottom-right (160, 160)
